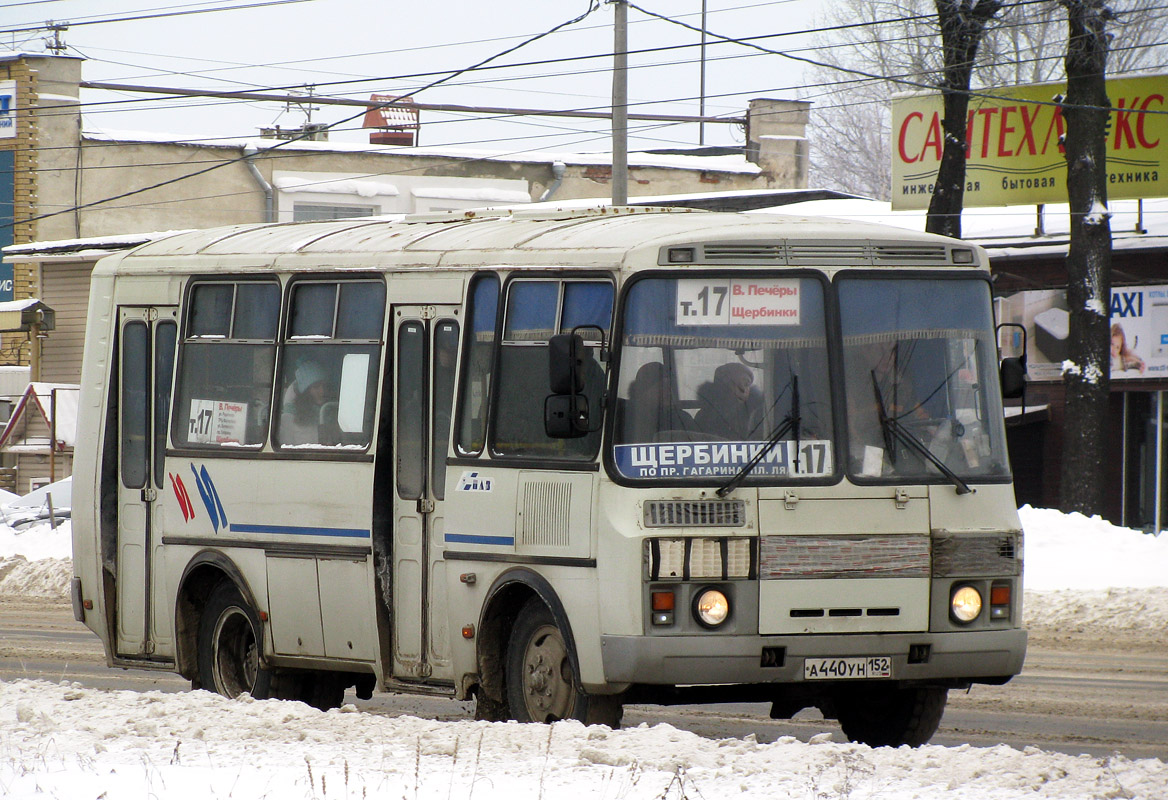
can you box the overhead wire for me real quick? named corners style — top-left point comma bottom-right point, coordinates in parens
top-left (20, 111), bottom-right (719, 218)
top-left (50, 1), bottom-right (1168, 132)
top-left (1, 0), bottom-right (318, 35)
top-left (3, 0), bottom-right (607, 231)
top-left (7, 0), bottom-right (1167, 222)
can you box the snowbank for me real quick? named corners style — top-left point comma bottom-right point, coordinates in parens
top-left (2, 679), bottom-right (1165, 800)
top-left (1020, 506), bottom-right (1168, 590)
top-left (0, 518), bottom-right (73, 598)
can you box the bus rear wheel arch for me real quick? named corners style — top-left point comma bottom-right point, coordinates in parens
top-left (197, 581), bottom-right (274, 700)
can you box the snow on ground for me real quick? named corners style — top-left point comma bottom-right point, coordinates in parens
top-left (1, 506), bottom-right (1166, 799)
top-left (2, 678), bottom-right (1165, 800)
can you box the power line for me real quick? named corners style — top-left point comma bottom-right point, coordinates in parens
top-left (76, 81), bottom-right (746, 125)
top-left (627, 2), bottom-right (1168, 117)
top-left (1, 0), bottom-right (318, 35)
top-left (3, 0), bottom-right (606, 231)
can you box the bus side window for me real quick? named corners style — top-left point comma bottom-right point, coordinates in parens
top-left (455, 274), bottom-right (499, 456)
top-left (174, 281), bottom-right (279, 448)
top-left (276, 279), bottom-right (386, 450)
top-left (492, 278), bottom-right (612, 459)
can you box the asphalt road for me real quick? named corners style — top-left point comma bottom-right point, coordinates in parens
top-left (2, 599), bottom-right (1165, 759)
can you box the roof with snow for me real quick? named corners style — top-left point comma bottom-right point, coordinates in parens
top-left (753, 197), bottom-right (1168, 258)
top-left (0, 382), bottom-right (80, 452)
top-left (90, 206), bottom-right (979, 278)
top-left (81, 127), bottom-right (763, 175)
top-left (2, 230), bottom-right (191, 261)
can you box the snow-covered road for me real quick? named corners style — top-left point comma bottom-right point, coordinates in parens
top-left (2, 506), bottom-right (1166, 799)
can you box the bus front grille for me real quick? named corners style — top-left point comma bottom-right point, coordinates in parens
top-left (643, 500), bottom-right (746, 527)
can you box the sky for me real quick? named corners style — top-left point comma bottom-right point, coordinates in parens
top-left (0, 0), bottom-right (824, 154)
top-left (2, 503), bottom-right (1167, 798)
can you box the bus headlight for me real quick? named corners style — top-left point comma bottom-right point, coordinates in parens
top-left (950, 585), bottom-right (983, 623)
top-left (693, 587), bottom-right (730, 628)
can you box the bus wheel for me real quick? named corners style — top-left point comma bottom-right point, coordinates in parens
top-left (835, 685), bottom-right (947, 747)
top-left (505, 600), bottom-right (621, 727)
top-left (197, 582), bottom-right (273, 701)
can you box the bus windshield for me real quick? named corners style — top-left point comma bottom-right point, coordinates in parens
top-left (612, 275), bottom-right (834, 482)
top-left (839, 276), bottom-right (1010, 485)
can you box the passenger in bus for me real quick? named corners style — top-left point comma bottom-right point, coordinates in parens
top-left (280, 360), bottom-right (335, 446)
top-left (694, 362), bottom-right (763, 441)
top-left (623, 361), bottom-right (698, 442)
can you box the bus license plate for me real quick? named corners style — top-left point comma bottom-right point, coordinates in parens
top-left (804, 656), bottom-right (892, 680)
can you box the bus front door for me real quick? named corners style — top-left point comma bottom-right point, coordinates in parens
top-left (391, 308), bottom-right (460, 681)
top-left (114, 306), bottom-right (178, 660)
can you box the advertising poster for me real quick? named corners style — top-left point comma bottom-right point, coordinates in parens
top-left (996, 285), bottom-right (1168, 381)
top-left (891, 74), bottom-right (1168, 208)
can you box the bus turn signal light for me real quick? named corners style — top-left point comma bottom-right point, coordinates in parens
top-left (990, 584), bottom-right (1011, 619)
top-left (651, 590), bottom-right (675, 625)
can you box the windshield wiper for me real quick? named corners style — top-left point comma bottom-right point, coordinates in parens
top-left (870, 370), bottom-right (971, 495)
top-left (717, 376), bottom-right (800, 497)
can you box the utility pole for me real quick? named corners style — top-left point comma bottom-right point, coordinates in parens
top-left (612, 0), bottom-right (628, 205)
top-left (699, 0), bottom-right (708, 145)
top-left (44, 22), bottom-right (69, 54)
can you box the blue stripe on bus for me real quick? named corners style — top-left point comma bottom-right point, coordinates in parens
top-left (228, 523), bottom-right (371, 539)
top-left (444, 533), bottom-right (515, 546)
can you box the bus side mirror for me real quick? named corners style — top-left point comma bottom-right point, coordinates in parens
top-left (1000, 357), bottom-right (1026, 399)
top-left (545, 394), bottom-right (591, 438)
top-left (995, 322), bottom-right (1027, 400)
top-left (548, 333), bottom-right (585, 394)
top-left (545, 329), bottom-right (604, 438)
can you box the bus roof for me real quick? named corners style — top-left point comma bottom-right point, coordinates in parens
top-left (95, 206), bottom-right (982, 276)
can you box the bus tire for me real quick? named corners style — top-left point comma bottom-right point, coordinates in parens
top-left (835, 685), bottom-right (948, 747)
top-left (197, 582), bottom-right (274, 701)
top-left (505, 599), bottom-right (621, 727)
top-left (297, 672), bottom-right (346, 711)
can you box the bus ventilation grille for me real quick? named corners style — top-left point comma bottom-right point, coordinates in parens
top-left (685, 243), bottom-right (955, 266)
top-left (872, 245), bottom-right (949, 263)
top-left (643, 500), bottom-right (746, 528)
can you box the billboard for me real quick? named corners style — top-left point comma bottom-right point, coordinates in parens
top-left (996, 284), bottom-right (1168, 381)
top-left (892, 74), bottom-right (1168, 209)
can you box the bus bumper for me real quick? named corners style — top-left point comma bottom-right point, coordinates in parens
top-left (600, 628), bottom-right (1027, 685)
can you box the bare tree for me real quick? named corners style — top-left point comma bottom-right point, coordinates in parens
top-left (926, 0), bottom-right (1004, 239)
top-left (807, 0), bottom-right (939, 198)
top-left (1059, 0), bottom-right (1114, 515)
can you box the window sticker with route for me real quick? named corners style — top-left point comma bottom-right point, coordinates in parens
top-left (188, 399), bottom-right (249, 445)
top-left (675, 278), bottom-right (801, 326)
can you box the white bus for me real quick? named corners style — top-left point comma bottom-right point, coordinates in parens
top-left (71, 207), bottom-right (1026, 746)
